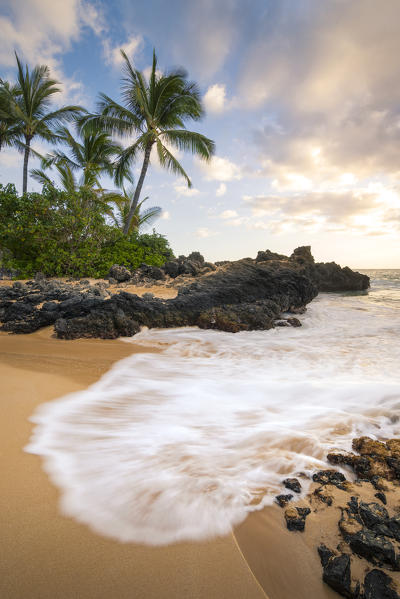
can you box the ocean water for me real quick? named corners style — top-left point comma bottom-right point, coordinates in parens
top-left (26, 270), bottom-right (400, 545)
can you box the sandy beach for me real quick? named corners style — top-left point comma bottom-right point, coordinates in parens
top-left (0, 329), bottom-right (267, 599)
top-left (2, 326), bottom-right (400, 599)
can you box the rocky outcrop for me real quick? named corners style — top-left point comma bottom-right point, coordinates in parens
top-left (255, 245), bottom-right (370, 292)
top-left (327, 437), bottom-right (400, 482)
top-left (0, 257), bottom-right (317, 337)
top-left (313, 262), bottom-right (369, 292)
top-left (282, 438), bottom-right (400, 599)
top-left (0, 246), bottom-right (370, 338)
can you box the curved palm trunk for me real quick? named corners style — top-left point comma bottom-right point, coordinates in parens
top-left (123, 142), bottom-right (152, 235)
top-left (22, 136), bottom-right (31, 194)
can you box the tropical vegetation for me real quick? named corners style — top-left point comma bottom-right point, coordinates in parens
top-left (0, 50), bottom-right (214, 278)
top-left (0, 183), bottom-right (172, 278)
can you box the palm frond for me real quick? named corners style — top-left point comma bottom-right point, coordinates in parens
top-left (161, 129), bottom-right (214, 161)
top-left (156, 139), bottom-right (191, 186)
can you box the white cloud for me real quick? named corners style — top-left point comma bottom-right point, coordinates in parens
top-left (197, 156), bottom-right (242, 182)
top-left (174, 180), bottom-right (200, 197)
top-left (216, 183), bottom-right (227, 197)
top-left (103, 35), bottom-right (142, 68)
top-left (204, 83), bottom-right (227, 114)
top-left (0, 0), bottom-right (105, 104)
top-left (219, 209), bottom-right (238, 219)
top-left (242, 188), bottom-right (400, 236)
top-left (196, 227), bottom-right (218, 238)
top-left (161, 210), bottom-right (170, 220)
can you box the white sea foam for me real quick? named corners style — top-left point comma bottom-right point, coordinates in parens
top-left (26, 281), bottom-right (400, 545)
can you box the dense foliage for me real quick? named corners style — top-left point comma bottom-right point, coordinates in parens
top-left (0, 50), bottom-right (214, 279)
top-left (0, 184), bottom-right (173, 278)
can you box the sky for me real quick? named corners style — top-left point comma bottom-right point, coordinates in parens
top-left (1, 0), bottom-right (400, 267)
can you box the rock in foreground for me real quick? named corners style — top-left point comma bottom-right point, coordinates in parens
top-left (281, 437), bottom-right (400, 599)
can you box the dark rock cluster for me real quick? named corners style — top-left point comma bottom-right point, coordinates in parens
top-left (328, 438), bottom-right (400, 483)
top-left (0, 246), bottom-right (370, 338)
top-left (284, 506), bottom-right (311, 532)
top-left (280, 437), bottom-right (400, 598)
top-left (255, 245), bottom-right (370, 292)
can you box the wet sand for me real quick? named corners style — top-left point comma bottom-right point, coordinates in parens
top-left (0, 329), bottom-right (267, 599)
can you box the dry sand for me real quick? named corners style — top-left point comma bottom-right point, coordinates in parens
top-left (2, 327), bottom-right (399, 599)
top-left (0, 329), bottom-right (267, 599)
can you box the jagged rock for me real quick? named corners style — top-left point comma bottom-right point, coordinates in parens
top-left (256, 249), bottom-right (287, 262)
top-left (283, 478), bottom-right (302, 493)
top-left (108, 264), bottom-right (131, 282)
top-left (353, 437), bottom-right (389, 458)
top-left (318, 545), bottom-right (353, 598)
top-left (187, 251), bottom-right (204, 265)
top-left (290, 246), bottom-right (315, 264)
top-left (313, 262), bottom-right (369, 292)
top-left (0, 246), bottom-right (370, 338)
top-left (388, 517), bottom-right (400, 543)
top-left (364, 569), bottom-right (400, 599)
top-left (137, 264), bottom-right (166, 281)
top-left (286, 317), bottom-right (302, 327)
top-left (359, 502), bottom-right (389, 529)
top-left (328, 438), bottom-right (400, 482)
top-left (348, 530), bottom-right (398, 569)
top-left (312, 470), bottom-right (348, 490)
top-left (55, 310), bottom-right (140, 340)
top-left (285, 506), bottom-right (311, 531)
top-left (275, 494), bottom-right (293, 507)
top-left (375, 492), bottom-right (387, 505)
top-left (163, 261), bottom-right (180, 278)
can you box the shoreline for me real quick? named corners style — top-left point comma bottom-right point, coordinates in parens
top-left (2, 320), bottom-right (400, 598)
top-left (0, 329), bottom-right (267, 599)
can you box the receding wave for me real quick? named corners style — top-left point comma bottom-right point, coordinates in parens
top-left (26, 285), bottom-right (400, 545)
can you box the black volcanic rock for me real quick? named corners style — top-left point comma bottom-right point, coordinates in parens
top-left (283, 478), bottom-right (302, 493)
top-left (0, 246), bottom-right (370, 338)
top-left (318, 546), bottom-right (353, 598)
top-left (285, 506), bottom-right (311, 531)
top-left (313, 262), bottom-right (369, 292)
top-left (108, 264), bottom-right (131, 282)
top-left (364, 569), bottom-right (400, 599)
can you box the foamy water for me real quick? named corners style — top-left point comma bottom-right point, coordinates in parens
top-left (26, 270), bottom-right (400, 545)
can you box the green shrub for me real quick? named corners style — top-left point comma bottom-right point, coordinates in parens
top-left (0, 183), bottom-right (173, 278)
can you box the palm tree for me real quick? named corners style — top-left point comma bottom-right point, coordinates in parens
top-left (36, 126), bottom-right (130, 189)
top-left (0, 81), bottom-right (22, 152)
top-left (81, 49), bottom-right (215, 234)
top-left (0, 53), bottom-right (83, 193)
top-left (31, 162), bottom-right (120, 223)
top-left (31, 161), bottom-right (78, 193)
top-left (109, 185), bottom-right (162, 234)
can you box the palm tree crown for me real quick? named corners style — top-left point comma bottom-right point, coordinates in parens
top-left (33, 126), bottom-right (130, 190)
top-left (81, 49), bottom-right (215, 234)
top-left (1, 53), bottom-right (83, 193)
top-left (0, 81), bottom-right (22, 152)
top-left (109, 185), bottom-right (162, 234)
